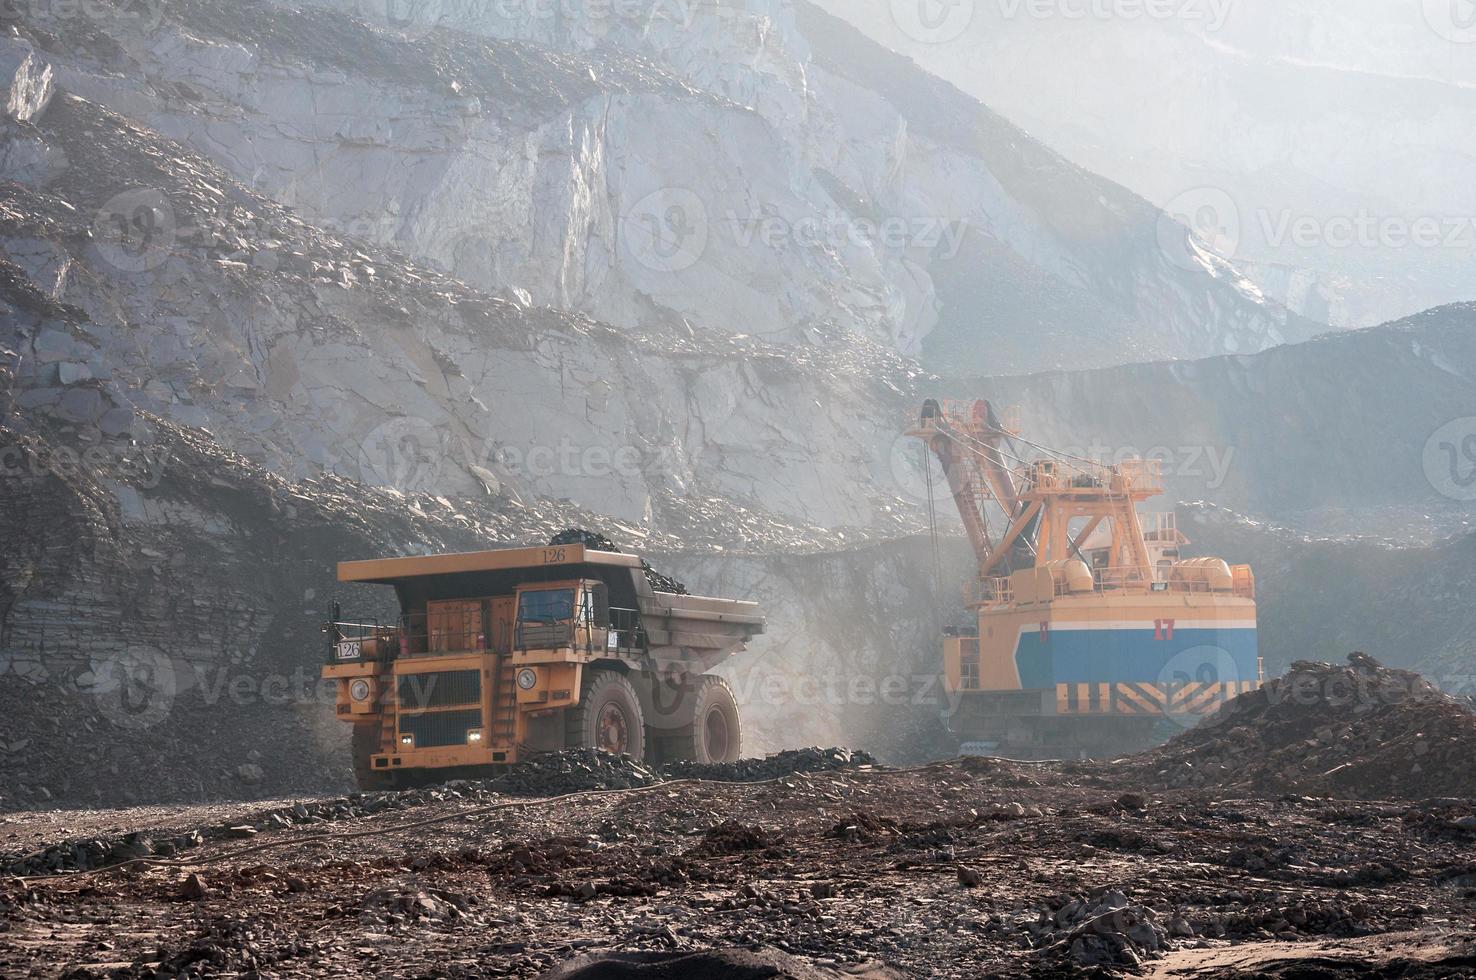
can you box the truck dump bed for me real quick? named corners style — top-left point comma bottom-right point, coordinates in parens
top-left (635, 589), bottom-right (766, 671)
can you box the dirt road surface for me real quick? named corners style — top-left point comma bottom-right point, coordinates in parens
top-left (5, 753), bottom-right (1476, 978)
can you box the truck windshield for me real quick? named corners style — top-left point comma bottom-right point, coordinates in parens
top-left (518, 588), bottom-right (575, 624)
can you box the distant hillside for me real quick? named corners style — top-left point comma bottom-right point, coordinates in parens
top-left (1186, 505), bottom-right (1476, 688)
top-left (949, 304), bottom-right (1476, 527)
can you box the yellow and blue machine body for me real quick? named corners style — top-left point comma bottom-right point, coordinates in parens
top-left (912, 400), bottom-right (1262, 756)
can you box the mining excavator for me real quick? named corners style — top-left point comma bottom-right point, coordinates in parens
top-left (910, 400), bottom-right (1262, 757)
top-left (320, 535), bottom-right (764, 789)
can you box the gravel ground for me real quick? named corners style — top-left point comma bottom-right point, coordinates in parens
top-left (4, 754), bottom-right (1476, 978)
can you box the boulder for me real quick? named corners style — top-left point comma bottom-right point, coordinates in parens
top-left (0, 40), bottom-right (54, 124)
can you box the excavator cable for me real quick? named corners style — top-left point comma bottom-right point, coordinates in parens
top-left (937, 424), bottom-right (1133, 510)
top-left (934, 421), bottom-right (1047, 476)
top-left (922, 441), bottom-right (942, 587)
top-left (1006, 430), bottom-right (1113, 471)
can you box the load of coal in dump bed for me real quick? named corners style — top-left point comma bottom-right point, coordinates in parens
top-left (1138, 652), bottom-right (1476, 800)
top-left (548, 529), bottom-right (688, 595)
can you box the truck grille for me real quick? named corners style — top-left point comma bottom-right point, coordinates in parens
top-left (398, 709), bottom-right (483, 749)
top-left (396, 670), bottom-right (481, 710)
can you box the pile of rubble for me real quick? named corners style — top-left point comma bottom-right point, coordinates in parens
top-left (662, 747), bottom-right (877, 783)
top-left (1028, 889), bottom-right (1171, 972)
top-left (548, 529), bottom-right (689, 595)
top-left (359, 885), bottom-right (482, 929)
top-left (688, 820), bottom-right (788, 857)
top-left (1142, 653), bottom-right (1476, 799)
top-left (487, 749), bottom-right (663, 796)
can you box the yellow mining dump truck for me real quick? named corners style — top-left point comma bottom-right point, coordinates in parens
top-left (321, 541), bottom-right (764, 789)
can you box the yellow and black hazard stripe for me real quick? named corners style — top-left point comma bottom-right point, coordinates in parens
top-left (1054, 680), bottom-right (1263, 716)
top-left (1114, 682), bottom-right (1165, 714)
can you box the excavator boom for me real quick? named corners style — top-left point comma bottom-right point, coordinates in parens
top-left (910, 399), bottom-right (1025, 578)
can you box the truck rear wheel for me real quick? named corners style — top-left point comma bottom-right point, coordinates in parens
top-left (660, 675), bottom-right (742, 764)
top-left (351, 723), bottom-right (400, 792)
top-left (566, 669), bottom-right (646, 762)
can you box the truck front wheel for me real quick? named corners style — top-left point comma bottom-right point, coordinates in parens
top-left (566, 669), bottom-right (646, 762)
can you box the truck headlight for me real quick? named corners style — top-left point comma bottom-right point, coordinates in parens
top-left (349, 679), bottom-right (371, 702)
top-left (516, 668), bottom-right (538, 690)
top-left (467, 729), bottom-right (483, 744)
top-left (399, 734), bottom-right (414, 746)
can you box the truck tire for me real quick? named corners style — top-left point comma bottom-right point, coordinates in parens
top-left (660, 675), bottom-right (742, 764)
top-left (351, 723), bottom-right (399, 791)
top-left (566, 669), bottom-right (646, 761)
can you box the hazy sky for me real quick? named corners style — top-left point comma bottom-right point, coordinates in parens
top-left (817, 0), bottom-right (1476, 325)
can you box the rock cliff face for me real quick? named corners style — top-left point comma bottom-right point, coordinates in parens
top-left (26, 0), bottom-right (1309, 370)
top-left (0, 0), bottom-right (1320, 535)
top-left (2, 86), bottom-right (928, 528)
